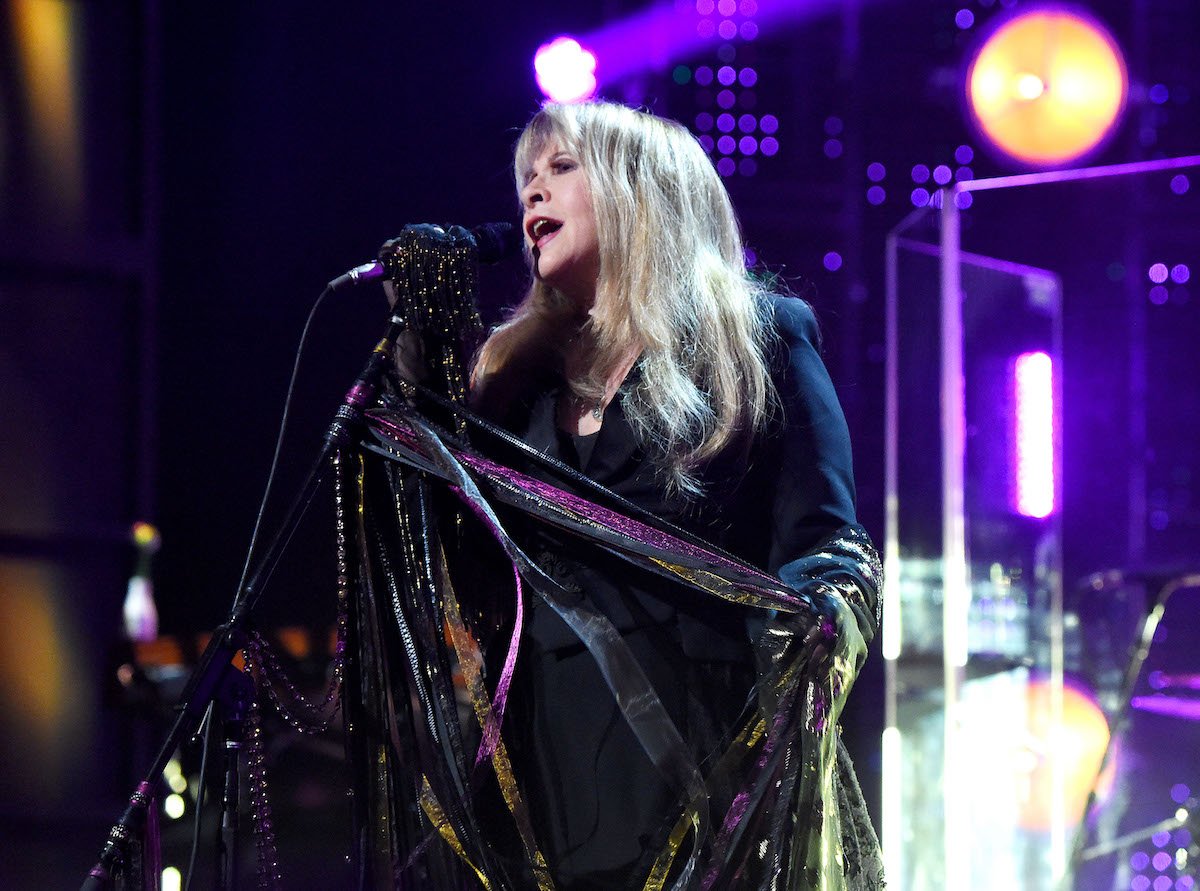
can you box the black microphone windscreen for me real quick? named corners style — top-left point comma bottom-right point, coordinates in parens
top-left (471, 222), bottom-right (522, 264)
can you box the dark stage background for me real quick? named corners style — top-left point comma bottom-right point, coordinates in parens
top-left (0, 1), bottom-right (1197, 887)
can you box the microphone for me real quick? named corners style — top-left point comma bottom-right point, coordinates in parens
top-left (328, 222), bottom-right (521, 290)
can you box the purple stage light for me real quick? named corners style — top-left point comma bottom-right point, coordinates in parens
top-left (955, 144), bottom-right (975, 164)
top-left (1149, 286), bottom-right (1169, 305)
top-left (717, 112), bottom-right (735, 132)
top-left (738, 113), bottom-right (756, 133)
top-left (1013, 351), bottom-right (1055, 519)
top-left (760, 136), bottom-right (779, 156)
top-left (1171, 263), bottom-right (1190, 283)
top-left (867, 185), bottom-right (886, 205)
top-left (1133, 878), bottom-right (1151, 891)
top-left (695, 65), bottom-right (714, 85)
top-left (718, 19), bottom-right (737, 39)
top-left (956, 8), bottom-right (975, 29)
top-left (1180, 875), bottom-right (1196, 890)
top-left (1171, 784), bottom-right (1191, 804)
top-left (912, 164), bottom-right (930, 183)
top-left (698, 134), bottom-right (715, 152)
top-left (1149, 262), bottom-right (1169, 284)
top-left (1132, 852), bottom-right (1151, 871)
top-left (1149, 83), bottom-right (1169, 104)
top-left (824, 115), bottom-right (844, 136)
top-left (740, 0), bottom-right (758, 13)
top-left (718, 0), bottom-right (736, 14)
top-left (717, 89), bottom-right (736, 108)
top-left (1154, 878), bottom-right (1172, 891)
top-left (760, 114), bottom-right (779, 134)
top-left (933, 164), bottom-right (953, 185)
top-left (696, 0), bottom-right (715, 13)
top-left (717, 157), bottom-right (735, 176)
top-left (534, 37), bottom-right (598, 103)
top-left (744, 246), bottom-right (757, 265)
top-left (867, 162), bottom-right (886, 181)
top-left (739, 135), bottom-right (758, 154)
top-left (718, 65), bottom-right (736, 86)
top-left (717, 135), bottom-right (736, 154)
top-left (1170, 174), bottom-right (1190, 194)
top-left (956, 165), bottom-right (975, 181)
top-left (1153, 830), bottom-right (1172, 848)
top-left (698, 19), bottom-right (716, 38)
top-left (1153, 850), bottom-right (1173, 869)
top-left (954, 191), bottom-right (973, 209)
top-left (696, 112), bottom-right (714, 131)
top-left (717, 43), bottom-right (736, 63)
top-left (739, 67), bottom-right (757, 87)
top-left (823, 251), bottom-right (842, 271)
top-left (824, 138), bottom-right (843, 159)
top-left (740, 20), bottom-right (759, 40)
top-left (910, 187), bottom-right (930, 207)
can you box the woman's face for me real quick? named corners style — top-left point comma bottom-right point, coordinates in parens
top-left (520, 140), bottom-right (600, 311)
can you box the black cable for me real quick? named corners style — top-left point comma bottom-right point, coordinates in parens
top-left (182, 703), bottom-right (215, 891)
top-left (231, 284), bottom-right (336, 613)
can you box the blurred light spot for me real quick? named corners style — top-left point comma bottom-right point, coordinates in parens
top-left (740, 20), bottom-right (759, 40)
top-left (1172, 784), bottom-right (1191, 803)
top-left (760, 114), bottom-right (779, 134)
top-left (696, 0), bottom-right (715, 14)
top-left (534, 37), bottom-right (598, 103)
top-left (717, 135), bottom-right (736, 154)
top-left (739, 67), bottom-right (758, 87)
top-left (695, 65), bottom-right (714, 86)
top-left (912, 163), bottom-right (930, 183)
top-left (956, 8), bottom-right (975, 29)
top-left (823, 251), bottom-right (843, 271)
top-left (739, 135), bottom-right (758, 154)
top-left (1149, 83), bottom-right (1169, 104)
top-left (717, 113), bottom-right (735, 132)
top-left (1171, 263), bottom-right (1190, 283)
top-left (738, 113), bottom-right (756, 133)
top-left (698, 19), bottom-right (716, 38)
top-left (162, 867), bottom-right (182, 891)
top-left (164, 794), bottom-right (186, 820)
top-left (867, 162), bottom-right (886, 181)
top-left (824, 138), bottom-right (843, 159)
top-left (1133, 878), bottom-right (1151, 891)
top-left (717, 89), bottom-right (736, 108)
top-left (740, 0), bottom-right (758, 13)
top-left (695, 112), bottom-right (714, 131)
top-left (955, 144), bottom-right (975, 164)
top-left (967, 9), bottom-right (1128, 165)
top-left (698, 134), bottom-right (715, 152)
top-left (718, 19), bottom-right (737, 39)
top-left (718, 0), bottom-right (736, 14)
top-left (911, 187), bottom-right (931, 207)
top-left (956, 165), bottom-right (975, 181)
top-left (1154, 831), bottom-right (1172, 848)
top-left (954, 191), bottom-right (973, 209)
top-left (717, 43), bottom-right (736, 63)
top-left (717, 65), bottom-right (737, 86)
top-left (673, 65), bottom-right (692, 85)
top-left (1170, 174), bottom-right (1190, 195)
top-left (1014, 352), bottom-right (1056, 518)
top-left (1149, 508), bottom-right (1169, 529)
top-left (717, 157), bottom-right (735, 176)
top-left (1149, 285), bottom-right (1168, 305)
top-left (933, 164), bottom-right (953, 185)
top-left (867, 185), bottom-right (887, 205)
top-left (761, 136), bottom-right (779, 156)
top-left (824, 116), bottom-right (844, 136)
top-left (1149, 262), bottom-right (1169, 283)
top-left (1133, 852), bottom-right (1151, 871)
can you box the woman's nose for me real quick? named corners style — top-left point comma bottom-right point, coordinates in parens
top-left (522, 178), bottom-right (546, 208)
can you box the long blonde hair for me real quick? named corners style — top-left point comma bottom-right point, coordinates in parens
top-left (473, 102), bottom-right (776, 495)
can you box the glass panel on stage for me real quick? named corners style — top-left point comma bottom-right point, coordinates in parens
top-left (882, 156), bottom-right (1200, 891)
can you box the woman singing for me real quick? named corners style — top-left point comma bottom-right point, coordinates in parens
top-left (366, 101), bottom-right (884, 890)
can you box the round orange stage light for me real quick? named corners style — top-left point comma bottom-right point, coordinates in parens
top-left (966, 8), bottom-right (1127, 167)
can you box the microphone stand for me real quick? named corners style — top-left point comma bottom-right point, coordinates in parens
top-left (82, 304), bottom-right (408, 891)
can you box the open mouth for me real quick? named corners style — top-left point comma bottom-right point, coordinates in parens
top-left (528, 217), bottom-right (563, 246)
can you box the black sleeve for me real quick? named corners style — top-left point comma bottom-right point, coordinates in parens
top-left (764, 294), bottom-right (858, 573)
top-left (760, 295), bottom-right (880, 645)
